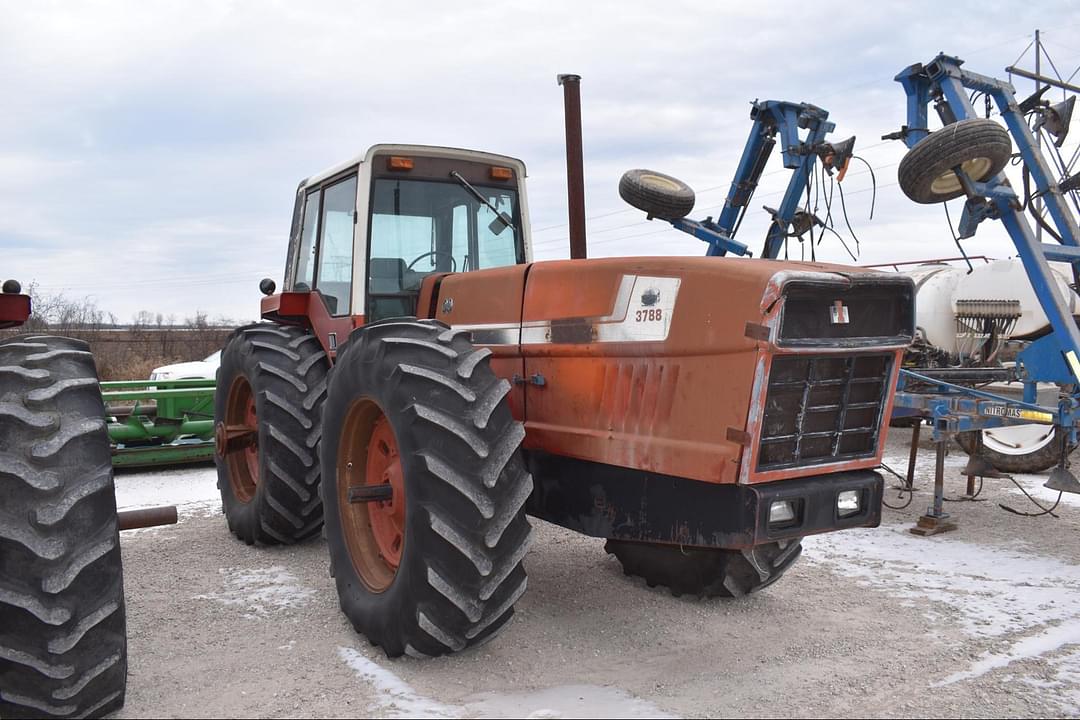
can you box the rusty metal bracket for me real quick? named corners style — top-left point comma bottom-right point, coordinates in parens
top-left (745, 322), bottom-right (771, 342)
top-left (726, 427), bottom-right (753, 445)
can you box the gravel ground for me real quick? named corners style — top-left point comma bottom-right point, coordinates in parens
top-left (111, 427), bottom-right (1080, 718)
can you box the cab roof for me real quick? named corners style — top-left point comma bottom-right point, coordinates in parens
top-left (302, 144), bottom-right (529, 188)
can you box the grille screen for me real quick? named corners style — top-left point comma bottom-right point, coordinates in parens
top-left (757, 354), bottom-right (892, 471)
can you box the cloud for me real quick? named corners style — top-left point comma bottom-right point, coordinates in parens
top-left (0, 0), bottom-right (1076, 323)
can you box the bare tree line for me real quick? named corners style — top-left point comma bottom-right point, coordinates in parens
top-left (3, 284), bottom-right (238, 380)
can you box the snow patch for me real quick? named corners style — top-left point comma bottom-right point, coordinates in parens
top-left (464, 684), bottom-right (678, 719)
top-left (194, 566), bottom-right (315, 617)
top-left (804, 525), bottom-right (1080, 705)
top-left (338, 647), bottom-right (460, 718)
top-left (114, 465), bottom-right (220, 523)
top-left (1008, 473), bottom-right (1080, 509)
top-left (939, 621), bottom-right (1080, 686)
top-left (338, 648), bottom-right (675, 719)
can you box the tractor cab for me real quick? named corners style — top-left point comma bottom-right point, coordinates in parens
top-left (269, 145), bottom-right (532, 341)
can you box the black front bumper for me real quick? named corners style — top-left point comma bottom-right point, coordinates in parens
top-left (525, 451), bottom-right (883, 549)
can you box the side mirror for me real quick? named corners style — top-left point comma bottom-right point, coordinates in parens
top-left (487, 212), bottom-right (514, 236)
top-left (259, 278), bottom-right (277, 296)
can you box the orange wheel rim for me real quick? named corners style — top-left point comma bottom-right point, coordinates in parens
top-left (337, 398), bottom-right (405, 592)
top-left (223, 375), bottom-right (259, 503)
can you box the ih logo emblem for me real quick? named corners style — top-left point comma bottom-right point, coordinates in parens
top-left (830, 300), bottom-right (850, 325)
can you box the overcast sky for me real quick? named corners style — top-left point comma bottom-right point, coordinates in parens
top-left (2, 1), bottom-right (1078, 325)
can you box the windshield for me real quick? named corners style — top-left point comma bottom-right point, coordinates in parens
top-left (369, 178), bottom-right (522, 281)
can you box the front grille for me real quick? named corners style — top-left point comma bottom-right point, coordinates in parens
top-left (757, 354), bottom-right (892, 472)
top-left (778, 280), bottom-right (914, 347)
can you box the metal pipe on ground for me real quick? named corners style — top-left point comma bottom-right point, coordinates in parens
top-left (558, 73), bottom-right (587, 260)
top-left (118, 505), bottom-right (178, 531)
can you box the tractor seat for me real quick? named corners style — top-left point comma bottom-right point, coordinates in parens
top-left (368, 257), bottom-right (416, 320)
top-left (369, 257), bottom-right (406, 293)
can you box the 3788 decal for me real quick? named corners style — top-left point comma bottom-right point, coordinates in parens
top-left (635, 308), bottom-right (663, 322)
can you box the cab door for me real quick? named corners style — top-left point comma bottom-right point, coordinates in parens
top-left (288, 170), bottom-right (359, 353)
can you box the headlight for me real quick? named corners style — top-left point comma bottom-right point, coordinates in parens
top-left (837, 490), bottom-right (861, 518)
top-left (769, 500), bottom-right (796, 525)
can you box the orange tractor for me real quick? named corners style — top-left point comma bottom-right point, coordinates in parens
top-left (213, 135), bottom-right (915, 657)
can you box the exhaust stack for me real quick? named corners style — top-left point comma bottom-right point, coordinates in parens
top-left (558, 73), bottom-right (587, 259)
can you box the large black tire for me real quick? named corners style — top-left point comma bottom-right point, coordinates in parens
top-left (0, 336), bottom-right (126, 719)
top-left (321, 319), bottom-right (533, 658)
top-left (955, 427), bottom-right (1072, 474)
top-left (605, 538), bottom-right (802, 598)
top-left (215, 324), bottom-right (329, 545)
top-left (897, 119), bottom-right (1013, 204)
top-left (618, 168), bottom-right (696, 220)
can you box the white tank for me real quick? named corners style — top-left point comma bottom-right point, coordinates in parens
top-left (902, 259), bottom-right (1079, 353)
top-left (904, 264), bottom-right (966, 353)
top-left (952, 259), bottom-right (1077, 339)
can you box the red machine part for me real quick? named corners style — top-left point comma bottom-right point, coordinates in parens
top-left (0, 292), bottom-right (31, 330)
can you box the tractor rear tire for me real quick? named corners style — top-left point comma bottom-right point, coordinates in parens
top-left (605, 538), bottom-right (802, 598)
top-left (321, 320), bottom-right (533, 658)
top-left (215, 324), bottom-right (330, 545)
top-left (618, 169), bottom-right (696, 220)
top-left (897, 119), bottom-right (1012, 204)
top-left (955, 427), bottom-right (1072, 474)
top-left (0, 336), bottom-right (127, 719)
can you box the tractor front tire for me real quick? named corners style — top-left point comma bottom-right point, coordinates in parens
top-left (897, 119), bottom-right (1013, 204)
top-left (0, 336), bottom-right (127, 719)
top-left (605, 538), bottom-right (802, 598)
top-left (321, 320), bottom-right (533, 658)
top-left (215, 324), bottom-right (329, 545)
top-left (618, 169), bottom-right (696, 220)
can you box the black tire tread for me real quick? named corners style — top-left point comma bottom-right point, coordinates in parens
top-left (898, 119), bottom-right (1013, 204)
top-left (605, 538), bottom-right (802, 598)
top-left (955, 429), bottom-right (1071, 474)
top-left (215, 324), bottom-right (329, 545)
top-left (618, 168), bottom-right (696, 220)
top-left (323, 319), bottom-right (532, 658)
top-left (0, 335), bottom-right (126, 719)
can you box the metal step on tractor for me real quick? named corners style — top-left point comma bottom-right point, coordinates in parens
top-left (0, 280), bottom-right (178, 718)
top-left (212, 79), bottom-right (916, 657)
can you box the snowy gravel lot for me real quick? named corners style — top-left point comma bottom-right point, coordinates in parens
top-left (112, 427), bottom-right (1080, 718)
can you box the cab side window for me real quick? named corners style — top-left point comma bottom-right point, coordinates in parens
top-left (314, 176), bottom-right (357, 316)
top-left (294, 190), bottom-right (321, 290)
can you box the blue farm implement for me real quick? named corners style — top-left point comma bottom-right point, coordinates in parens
top-left (882, 50), bottom-right (1080, 532)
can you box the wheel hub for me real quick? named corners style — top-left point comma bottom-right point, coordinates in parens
top-left (221, 375), bottom-right (259, 503)
top-left (930, 156), bottom-right (994, 196)
top-left (337, 399), bottom-right (406, 593)
top-left (366, 417), bottom-right (405, 569)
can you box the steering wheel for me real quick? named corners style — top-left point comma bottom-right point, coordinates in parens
top-left (405, 251), bottom-right (457, 273)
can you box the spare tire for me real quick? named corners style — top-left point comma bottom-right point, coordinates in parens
top-left (956, 425), bottom-right (1073, 474)
top-left (618, 169), bottom-right (696, 220)
top-left (0, 336), bottom-right (127, 719)
top-left (897, 119), bottom-right (1012, 204)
